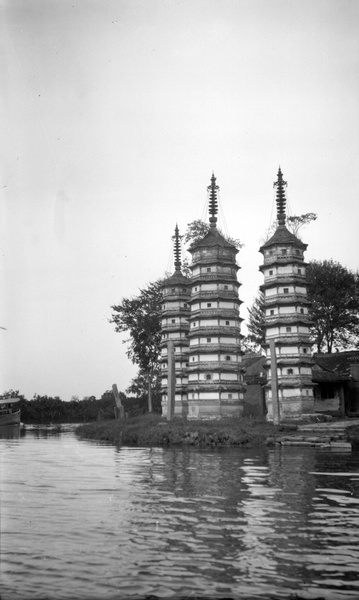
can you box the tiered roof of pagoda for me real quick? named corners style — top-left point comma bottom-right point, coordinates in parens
top-left (260, 225), bottom-right (307, 251)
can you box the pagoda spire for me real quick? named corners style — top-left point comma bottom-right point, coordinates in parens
top-left (208, 172), bottom-right (219, 228)
top-left (274, 167), bottom-right (287, 226)
top-left (172, 224), bottom-right (182, 271)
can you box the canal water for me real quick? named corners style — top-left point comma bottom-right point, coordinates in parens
top-left (1, 426), bottom-right (359, 600)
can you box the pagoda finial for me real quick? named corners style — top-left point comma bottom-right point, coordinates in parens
top-left (208, 172), bottom-right (219, 228)
top-left (273, 166), bottom-right (287, 226)
top-left (172, 224), bottom-right (182, 271)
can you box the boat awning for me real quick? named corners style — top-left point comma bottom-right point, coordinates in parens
top-left (0, 397), bottom-right (20, 405)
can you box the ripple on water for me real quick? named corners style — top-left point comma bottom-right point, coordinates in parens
top-left (1, 435), bottom-right (359, 599)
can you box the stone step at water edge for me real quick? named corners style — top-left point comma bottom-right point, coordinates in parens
top-left (319, 442), bottom-right (352, 451)
top-left (305, 435), bottom-right (346, 442)
top-left (297, 428), bottom-right (350, 435)
top-left (280, 440), bottom-right (352, 449)
top-left (275, 434), bottom-right (347, 441)
top-left (267, 435), bottom-right (349, 446)
top-left (298, 421), bottom-right (359, 429)
top-left (299, 421), bottom-right (349, 426)
top-left (280, 440), bottom-right (326, 447)
top-left (269, 439), bottom-right (352, 449)
top-left (286, 437), bottom-right (345, 444)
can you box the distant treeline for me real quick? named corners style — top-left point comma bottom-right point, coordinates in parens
top-left (6, 390), bottom-right (161, 424)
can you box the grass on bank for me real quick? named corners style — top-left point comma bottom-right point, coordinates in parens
top-left (348, 425), bottom-right (359, 449)
top-left (75, 413), bottom-right (280, 447)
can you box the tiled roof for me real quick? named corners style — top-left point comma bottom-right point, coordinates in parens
top-left (260, 225), bottom-right (307, 251)
top-left (242, 354), bottom-right (267, 380)
top-left (311, 369), bottom-right (348, 383)
top-left (313, 351), bottom-right (359, 379)
top-left (162, 271), bottom-right (190, 286)
top-left (242, 354), bottom-right (266, 369)
top-left (189, 228), bottom-right (236, 251)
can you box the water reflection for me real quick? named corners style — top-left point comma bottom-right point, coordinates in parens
top-left (112, 445), bottom-right (359, 598)
top-left (1, 431), bottom-right (359, 600)
top-left (0, 424), bottom-right (20, 439)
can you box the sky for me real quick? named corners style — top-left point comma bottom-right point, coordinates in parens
top-left (1, 0), bottom-right (358, 401)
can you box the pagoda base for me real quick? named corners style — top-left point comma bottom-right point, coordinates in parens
top-left (187, 399), bottom-right (244, 420)
top-left (161, 399), bottom-right (188, 418)
top-left (266, 396), bottom-right (315, 421)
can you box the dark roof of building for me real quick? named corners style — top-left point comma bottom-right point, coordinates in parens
top-left (312, 370), bottom-right (348, 383)
top-left (241, 351), bottom-right (359, 385)
top-left (162, 270), bottom-right (190, 287)
top-left (242, 354), bottom-right (267, 382)
top-left (242, 353), bottom-right (266, 368)
top-left (312, 351), bottom-right (359, 382)
top-left (314, 351), bottom-right (359, 374)
top-left (260, 225), bottom-right (307, 251)
top-left (189, 227), bottom-right (236, 251)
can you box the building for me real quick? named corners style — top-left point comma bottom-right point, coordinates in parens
top-left (185, 174), bottom-right (246, 419)
top-left (160, 225), bottom-right (191, 417)
top-left (259, 168), bottom-right (314, 419)
top-left (312, 351), bottom-right (359, 416)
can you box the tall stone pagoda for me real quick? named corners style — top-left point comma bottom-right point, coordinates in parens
top-left (259, 168), bottom-right (314, 419)
top-left (160, 225), bottom-right (191, 417)
top-left (186, 174), bottom-right (245, 419)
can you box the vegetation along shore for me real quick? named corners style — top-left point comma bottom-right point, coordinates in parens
top-left (75, 414), bottom-right (359, 449)
top-left (75, 414), bottom-right (277, 447)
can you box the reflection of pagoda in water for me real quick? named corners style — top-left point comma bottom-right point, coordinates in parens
top-left (259, 168), bottom-right (314, 419)
top-left (160, 174), bottom-right (245, 419)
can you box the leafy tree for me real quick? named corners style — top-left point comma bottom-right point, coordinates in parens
top-left (245, 291), bottom-right (265, 350)
top-left (183, 219), bottom-right (243, 249)
top-left (240, 335), bottom-right (264, 354)
top-left (109, 220), bottom-right (243, 408)
top-left (183, 219), bottom-right (209, 246)
top-left (307, 260), bottom-right (359, 353)
top-left (126, 371), bottom-right (151, 398)
top-left (1, 389), bottom-right (132, 424)
top-left (246, 260), bottom-right (359, 354)
top-left (126, 369), bottom-right (162, 413)
top-left (287, 213), bottom-right (317, 237)
top-left (110, 280), bottom-right (163, 412)
top-left (261, 213), bottom-right (317, 243)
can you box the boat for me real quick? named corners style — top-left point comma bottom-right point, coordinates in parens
top-left (0, 396), bottom-right (21, 425)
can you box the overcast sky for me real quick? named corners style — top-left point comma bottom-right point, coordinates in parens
top-left (1, 0), bottom-right (358, 401)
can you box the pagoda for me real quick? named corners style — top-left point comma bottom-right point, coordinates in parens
top-left (186, 174), bottom-right (245, 419)
top-left (160, 225), bottom-right (191, 417)
top-left (259, 168), bottom-right (314, 419)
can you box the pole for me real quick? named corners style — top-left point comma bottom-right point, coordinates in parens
top-left (167, 341), bottom-right (175, 421)
top-left (112, 383), bottom-right (125, 420)
top-left (147, 367), bottom-right (153, 413)
top-left (269, 340), bottom-right (280, 425)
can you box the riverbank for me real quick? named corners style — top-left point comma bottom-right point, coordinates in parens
top-left (75, 413), bottom-right (359, 448)
top-left (75, 413), bottom-right (288, 447)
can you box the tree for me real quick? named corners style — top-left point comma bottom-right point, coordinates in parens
top-left (110, 280), bottom-right (163, 412)
top-left (287, 213), bottom-right (317, 237)
top-left (183, 219), bottom-right (243, 249)
top-left (126, 371), bottom-right (151, 398)
top-left (245, 260), bottom-right (359, 354)
top-left (110, 220), bottom-right (243, 408)
top-left (261, 213), bottom-right (317, 243)
top-left (126, 369), bottom-right (162, 412)
top-left (245, 291), bottom-right (265, 350)
top-left (307, 260), bottom-right (359, 353)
